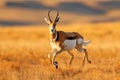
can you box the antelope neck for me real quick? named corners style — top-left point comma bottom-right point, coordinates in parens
top-left (50, 31), bottom-right (59, 42)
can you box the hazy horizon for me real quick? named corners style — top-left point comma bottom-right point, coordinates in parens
top-left (0, 0), bottom-right (120, 26)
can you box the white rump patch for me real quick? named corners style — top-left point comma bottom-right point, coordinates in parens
top-left (63, 39), bottom-right (76, 50)
top-left (78, 38), bottom-right (83, 44)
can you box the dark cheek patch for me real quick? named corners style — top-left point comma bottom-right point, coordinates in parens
top-left (53, 24), bottom-right (56, 27)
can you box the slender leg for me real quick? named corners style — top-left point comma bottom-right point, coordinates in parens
top-left (83, 53), bottom-right (86, 66)
top-left (52, 50), bottom-right (62, 69)
top-left (66, 51), bottom-right (74, 65)
top-left (48, 49), bottom-right (57, 64)
top-left (84, 49), bottom-right (91, 64)
top-left (76, 48), bottom-right (91, 65)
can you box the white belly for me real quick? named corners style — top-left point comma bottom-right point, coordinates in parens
top-left (50, 38), bottom-right (83, 50)
top-left (63, 39), bottom-right (76, 50)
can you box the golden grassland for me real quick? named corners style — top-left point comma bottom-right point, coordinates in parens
top-left (0, 22), bottom-right (120, 80)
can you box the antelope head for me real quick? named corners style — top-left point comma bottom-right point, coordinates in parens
top-left (45, 10), bottom-right (59, 34)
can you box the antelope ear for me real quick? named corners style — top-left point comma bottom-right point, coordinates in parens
top-left (44, 17), bottom-right (50, 24)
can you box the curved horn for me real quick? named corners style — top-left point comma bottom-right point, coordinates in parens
top-left (55, 10), bottom-right (59, 22)
top-left (48, 10), bottom-right (52, 22)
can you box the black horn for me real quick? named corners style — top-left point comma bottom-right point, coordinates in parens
top-left (55, 10), bottom-right (59, 22)
top-left (48, 10), bottom-right (52, 22)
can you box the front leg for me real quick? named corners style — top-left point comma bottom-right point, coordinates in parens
top-left (48, 49), bottom-right (57, 64)
top-left (52, 49), bottom-right (62, 69)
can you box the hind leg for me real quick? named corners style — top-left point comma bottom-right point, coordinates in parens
top-left (83, 48), bottom-right (91, 65)
top-left (76, 47), bottom-right (91, 65)
top-left (66, 51), bottom-right (74, 65)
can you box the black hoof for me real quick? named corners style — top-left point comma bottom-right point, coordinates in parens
top-left (55, 65), bottom-right (58, 69)
top-left (88, 60), bottom-right (91, 64)
top-left (53, 61), bottom-right (58, 69)
top-left (54, 61), bottom-right (58, 65)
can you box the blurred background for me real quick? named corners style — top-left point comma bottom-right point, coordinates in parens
top-left (0, 0), bottom-right (120, 26)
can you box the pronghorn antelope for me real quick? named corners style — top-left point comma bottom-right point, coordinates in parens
top-left (45, 10), bottom-right (91, 69)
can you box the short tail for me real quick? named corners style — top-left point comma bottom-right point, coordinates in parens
top-left (82, 40), bottom-right (91, 46)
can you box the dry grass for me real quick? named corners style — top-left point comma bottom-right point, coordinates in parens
top-left (0, 22), bottom-right (120, 80)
